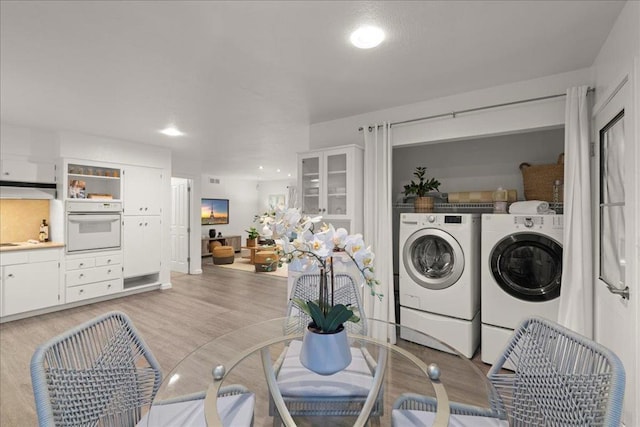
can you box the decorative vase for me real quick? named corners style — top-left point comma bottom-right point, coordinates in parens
top-left (414, 196), bottom-right (434, 213)
top-left (247, 238), bottom-right (257, 247)
top-left (299, 323), bottom-right (352, 376)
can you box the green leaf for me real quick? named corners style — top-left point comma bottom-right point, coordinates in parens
top-left (324, 304), bottom-right (354, 333)
top-left (306, 300), bottom-right (327, 330)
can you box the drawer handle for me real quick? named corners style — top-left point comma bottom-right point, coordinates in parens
top-left (79, 273), bottom-right (84, 278)
top-left (107, 269), bottom-right (112, 274)
top-left (139, 207), bottom-right (143, 211)
top-left (139, 223), bottom-right (143, 226)
top-left (107, 284), bottom-right (112, 289)
top-left (106, 259), bottom-right (111, 263)
top-left (79, 263), bottom-right (84, 267)
top-left (3, 172), bottom-right (9, 175)
top-left (144, 207), bottom-right (148, 211)
top-left (144, 222), bottom-right (148, 226)
top-left (79, 289), bottom-right (84, 294)
top-left (7, 273), bottom-right (14, 278)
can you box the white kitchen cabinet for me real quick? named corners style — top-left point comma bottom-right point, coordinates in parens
top-left (1, 249), bottom-right (61, 317)
top-left (123, 216), bottom-right (161, 278)
top-left (1, 156), bottom-right (56, 183)
top-left (64, 250), bottom-right (123, 303)
top-left (123, 166), bottom-right (163, 215)
top-left (298, 145), bottom-right (363, 234)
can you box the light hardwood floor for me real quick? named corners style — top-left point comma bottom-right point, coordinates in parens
top-left (0, 263), bottom-right (490, 426)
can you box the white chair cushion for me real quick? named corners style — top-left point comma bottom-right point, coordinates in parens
top-left (136, 393), bottom-right (254, 427)
top-left (277, 340), bottom-right (373, 397)
top-left (392, 409), bottom-right (509, 427)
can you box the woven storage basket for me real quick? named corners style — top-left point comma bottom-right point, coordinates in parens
top-left (520, 153), bottom-right (564, 202)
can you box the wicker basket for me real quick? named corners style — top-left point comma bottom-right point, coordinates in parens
top-left (520, 153), bottom-right (564, 202)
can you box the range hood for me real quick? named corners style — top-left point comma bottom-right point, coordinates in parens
top-left (0, 180), bottom-right (57, 199)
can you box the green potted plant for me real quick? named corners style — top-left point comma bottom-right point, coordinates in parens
top-left (403, 166), bottom-right (441, 212)
top-left (245, 227), bottom-right (260, 247)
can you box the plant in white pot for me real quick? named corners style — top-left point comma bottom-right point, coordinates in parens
top-left (256, 206), bottom-right (382, 374)
top-left (403, 166), bottom-right (441, 212)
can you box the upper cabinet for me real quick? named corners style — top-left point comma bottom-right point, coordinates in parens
top-left (1, 156), bottom-right (56, 184)
top-left (65, 162), bottom-right (121, 200)
top-left (298, 145), bottom-right (363, 234)
top-left (122, 165), bottom-right (162, 215)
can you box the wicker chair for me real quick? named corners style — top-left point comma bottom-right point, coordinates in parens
top-left (392, 316), bottom-right (626, 427)
top-left (270, 273), bottom-right (384, 425)
top-left (31, 311), bottom-right (254, 427)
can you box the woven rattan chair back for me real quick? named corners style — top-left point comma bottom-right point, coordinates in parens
top-left (31, 311), bottom-right (162, 427)
top-left (284, 272), bottom-right (367, 336)
top-left (488, 316), bottom-right (626, 427)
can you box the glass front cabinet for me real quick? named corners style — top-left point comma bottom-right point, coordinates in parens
top-left (297, 145), bottom-right (363, 234)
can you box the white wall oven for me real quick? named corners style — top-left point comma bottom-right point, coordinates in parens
top-left (66, 201), bottom-right (122, 253)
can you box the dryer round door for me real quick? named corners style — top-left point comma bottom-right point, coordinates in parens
top-left (402, 228), bottom-right (464, 290)
top-left (490, 232), bottom-right (562, 301)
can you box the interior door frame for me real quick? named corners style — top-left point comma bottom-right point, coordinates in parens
top-left (592, 71), bottom-right (637, 426)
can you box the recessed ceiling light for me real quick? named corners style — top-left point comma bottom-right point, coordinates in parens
top-left (159, 126), bottom-right (184, 137)
top-left (259, 166), bottom-right (263, 170)
top-left (350, 26), bottom-right (385, 49)
top-left (276, 168), bottom-right (281, 173)
top-left (287, 173), bottom-right (291, 177)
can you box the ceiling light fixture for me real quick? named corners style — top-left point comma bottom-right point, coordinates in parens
top-left (350, 26), bottom-right (385, 49)
top-left (276, 168), bottom-right (281, 173)
top-left (259, 166), bottom-right (264, 170)
top-left (159, 125), bottom-right (184, 137)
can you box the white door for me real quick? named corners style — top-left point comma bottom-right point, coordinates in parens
top-left (593, 76), bottom-right (636, 425)
top-left (171, 177), bottom-right (190, 274)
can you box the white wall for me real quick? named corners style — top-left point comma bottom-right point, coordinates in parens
top-left (591, 1), bottom-right (640, 425)
top-left (393, 128), bottom-right (564, 202)
top-left (310, 68), bottom-right (591, 150)
top-left (256, 179), bottom-right (296, 212)
top-left (200, 175), bottom-right (260, 242)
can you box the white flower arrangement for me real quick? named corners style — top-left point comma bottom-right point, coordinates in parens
top-left (256, 206), bottom-right (383, 333)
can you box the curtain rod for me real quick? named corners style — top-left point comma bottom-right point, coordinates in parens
top-left (358, 87), bottom-right (594, 132)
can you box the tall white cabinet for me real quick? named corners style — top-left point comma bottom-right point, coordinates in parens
top-left (122, 165), bottom-right (163, 285)
top-left (298, 145), bottom-right (364, 234)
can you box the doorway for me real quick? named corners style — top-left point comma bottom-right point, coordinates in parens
top-left (170, 177), bottom-right (191, 274)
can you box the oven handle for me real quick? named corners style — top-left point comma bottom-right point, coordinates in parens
top-left (68, 217), bottom-right (120, 224)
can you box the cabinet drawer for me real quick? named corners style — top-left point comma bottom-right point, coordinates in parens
top-left (66, 279), bottom-right (122, 303)
top-left (66, 258), bottom-right (96, 271)
top-left (66, 265), bottom-right (122, 286)
top-left (0, 251), bottom-right (29, 266)
top-left (95, 254), bottom-right (122, 267)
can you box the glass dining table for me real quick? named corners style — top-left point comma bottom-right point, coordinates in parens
top-left (145, 318), bottom-right (498, 426)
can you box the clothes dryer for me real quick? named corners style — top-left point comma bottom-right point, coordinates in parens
top-left (481, 214), bottom-right (563, 364)
top-left (399, 213), bottom-right (481, 358)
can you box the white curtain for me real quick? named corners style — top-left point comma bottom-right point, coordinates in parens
top-left (558, 86), bottom-right (593, 338)
top-left (362, 123), bottom-right (395, 333)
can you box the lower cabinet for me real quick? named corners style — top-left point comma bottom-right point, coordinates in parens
top-left (123, 216), bottom-right (161, 278)
top-left (1, 249), bottom-right (61, 317)
top-left (65, 251), bottom-right (123, 303)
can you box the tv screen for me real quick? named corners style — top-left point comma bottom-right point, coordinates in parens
top-left (201, 198), bottom-right (229, 225)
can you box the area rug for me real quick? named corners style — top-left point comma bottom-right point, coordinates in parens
top-left (215, 257), bottom-right (288, 278)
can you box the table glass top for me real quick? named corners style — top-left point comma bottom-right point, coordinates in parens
top-left (147, 318), bottom-right (496, 426)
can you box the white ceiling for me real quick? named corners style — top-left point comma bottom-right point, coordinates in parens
top-left (0, 1), bottom-right (625, 180)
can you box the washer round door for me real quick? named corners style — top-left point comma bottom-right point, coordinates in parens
top-left (490, 232), bottom-right (562, 301)
top-left (402, 228), bottom-right (464, 290)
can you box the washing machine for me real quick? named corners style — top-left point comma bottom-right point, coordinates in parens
top-left (481, 214), bottom-right (563, 364)
top-left (399, 213), bottom-right (481, 358)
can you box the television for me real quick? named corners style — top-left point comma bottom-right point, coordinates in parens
top-left (201, 198), bottom-right (229, 225)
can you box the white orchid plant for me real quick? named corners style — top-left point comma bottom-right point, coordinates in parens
top-left (256, 206), bottom-right (383, 334)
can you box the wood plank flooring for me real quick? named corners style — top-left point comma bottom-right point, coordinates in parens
top-left (0, 264), bottom-right (490, 426)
